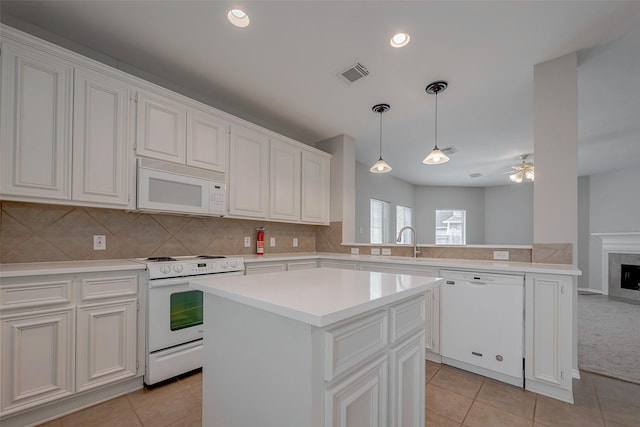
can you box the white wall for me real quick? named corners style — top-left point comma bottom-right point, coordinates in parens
top-left (577, 176), bottom-right (590, 289)
top-left (588, 166), bottom-right (640, 291)
top-left (484, 184), bottom-right (533, 245)
top-left (355, 162), bottom-right (415, 243)
top-left (414, 186), bottom-right (485, 244)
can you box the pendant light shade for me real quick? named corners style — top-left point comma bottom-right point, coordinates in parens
top-left (370, 104), bottom-right (392, 173)
top-left (423, 81), bottom-right (450, 165)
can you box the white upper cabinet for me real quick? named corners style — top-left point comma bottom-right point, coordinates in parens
top-left (229, 124), bottom-right (270, 218)
top-left (186, 107), bottom-right (229, 173)
top-left (269, 139), bottom-right (301, 221)
top-left (301, 150), bottom-right (330, 224)
top-left (135, 89), bottom-right (187, 164)
top-left (1, 40), bottom-right (73, 200)
top-left (73, 67), bottom-right (131, 206)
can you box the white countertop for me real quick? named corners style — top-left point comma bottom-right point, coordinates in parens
top-left (190, 267), bottom-right (443, 327)
top-left (242, 252), bottom-right (582, 276)
top-left (0, 259), bottom-right (146, 278)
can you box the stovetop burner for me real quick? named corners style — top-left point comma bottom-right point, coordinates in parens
top-left (196, 255), bottom-right (226, 259)
top-left (146, 257), bottom-right (177, 262)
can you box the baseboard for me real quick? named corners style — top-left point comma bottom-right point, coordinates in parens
top-left (0, 376), bottom-right (143, 427)
top-left (572, 368), bottom-right (581, 379)
top-left (425, 350), bottom-right (442, 363)
top-left (578, 288), bottom-right (602, 295)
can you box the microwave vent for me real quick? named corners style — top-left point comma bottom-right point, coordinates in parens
top-left (337, 62), bottom-right (370, 85)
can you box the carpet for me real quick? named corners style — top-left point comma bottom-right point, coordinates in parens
top-left (577, 294), bottom-right (640, 384)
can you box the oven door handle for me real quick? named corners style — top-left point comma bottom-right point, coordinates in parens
top-left (148, 276), bottom-right (203, 289)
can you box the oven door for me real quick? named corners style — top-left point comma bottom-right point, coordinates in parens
top-left (147, 277), bottom-right (206, 353)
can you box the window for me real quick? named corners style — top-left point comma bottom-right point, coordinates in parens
top-left (370, 199), bottom-right (390, 244)
top-left (435, 210), bottom-right (466, 245)
top-left (396, 205), bottom-right (413, 244)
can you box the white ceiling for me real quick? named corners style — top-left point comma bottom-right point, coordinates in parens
top-left (2, 1), bottom-right (639, 187)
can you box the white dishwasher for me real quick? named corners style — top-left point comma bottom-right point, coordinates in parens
top-left (440, 269), bottom-right (525, 387)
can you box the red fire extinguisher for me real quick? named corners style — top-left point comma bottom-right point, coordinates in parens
top-left (256, 227), bottom-right (265, 256)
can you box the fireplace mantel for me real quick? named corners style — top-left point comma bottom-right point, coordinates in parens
top-left (592, 232), bottom-right (640, 295)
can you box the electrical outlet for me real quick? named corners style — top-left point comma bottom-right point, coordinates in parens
top-left (381, 248), bottom-right (392, 255)
top-left (293, 237), bottom-right (298, 248)
top-left (493, 250), bottom-right (509, 260)
top-left (350, 248), bottom-right (359, 255)
top-left (371, 248), bottom-right (380, 255)
top-left (93, 235), bottom-right (106, 250)
top-left (270, 237), bottom-right (276, 247)
top-left (244, 236), bottom-right (251, 247)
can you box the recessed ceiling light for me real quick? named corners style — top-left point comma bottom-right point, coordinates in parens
top-left (228, 9), bottom-right (250, 28)
top-left (390, 33), bottom-right (410, 48)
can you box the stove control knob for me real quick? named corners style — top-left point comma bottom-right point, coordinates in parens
top-left (229, 260), bottom-right (237, 269)
top-left (160, 265), bottom-right (171, 275)
top-left (221, 262), bottom-right (229, 269)
top-left (173, 264), bottom-right (184, 273)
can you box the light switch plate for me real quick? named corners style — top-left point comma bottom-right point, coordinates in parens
top-left (493, 250), bottom-right (509, 260)
top-left (381, 248), bottom-right (392, 255)
top-left (244, 237), bottom-right (251, 247)
top-left (270, 237), bottom-right (276, 247)
top-left (371, 248), bottom-right (380, 255)
top-left (350, 248), bottom-right (359, 255)
top-left (293, 237), bottom-right (298, 247)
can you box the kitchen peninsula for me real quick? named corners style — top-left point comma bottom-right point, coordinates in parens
top-left (189, 268), bottom-right (443, 427)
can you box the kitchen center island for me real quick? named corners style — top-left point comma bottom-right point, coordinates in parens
top-left (189, 267), bottom-right (443, 427)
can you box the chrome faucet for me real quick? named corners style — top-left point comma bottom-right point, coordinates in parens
top-left (397, 226), bottom-right (420, 258)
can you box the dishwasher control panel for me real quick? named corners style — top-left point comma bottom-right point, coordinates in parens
top-left (439, 269), bottom-right (524, 285)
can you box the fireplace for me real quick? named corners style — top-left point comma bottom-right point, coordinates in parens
top-left (594, 232), bottom-right (640, 301)
top-left (621, 264), bottom-right (640, 291)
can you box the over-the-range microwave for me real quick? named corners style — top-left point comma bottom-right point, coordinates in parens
top-left (137, 158), bottom-right (226, 216)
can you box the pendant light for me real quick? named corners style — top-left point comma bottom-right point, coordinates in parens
top-left (423, 81), bottom-right (450, 165)
top-left (370, 103), bottom-right (392, 173)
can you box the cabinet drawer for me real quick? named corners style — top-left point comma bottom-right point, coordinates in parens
top-left (1, 280), bottom-right (72, 310)
top-left (287, 261), bottom-right (317, 271)
top-left (390, 295), bottom-right (426, 343)
top-left (80, 275), bottom-right (137, 302)
top-left (244, 263), bottom-right (287, 275)
top-left (324, 310), bottom-right (388, 381)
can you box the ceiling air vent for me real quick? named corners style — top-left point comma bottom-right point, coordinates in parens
top-left (337, 62), bottom-right (369, 85)
top-left (470, 173), bottom-right (483, 178)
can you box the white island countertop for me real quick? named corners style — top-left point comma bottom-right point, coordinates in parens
top-left (190, 267), bottom-right (443, 327)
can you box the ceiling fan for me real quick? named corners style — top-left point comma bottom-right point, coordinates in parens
top-left (508, 154), bottom-right (534, 183)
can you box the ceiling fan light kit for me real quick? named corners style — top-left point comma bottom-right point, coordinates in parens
top-left (423, 81), bottom-right (450, 165)
top-left (370, 103), bottom-right (392, 173)
top-left (509, 154), bottom-right (535, 183)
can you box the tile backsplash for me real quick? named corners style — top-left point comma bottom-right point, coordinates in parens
top-left (0, 202), bottom-right (318, 263)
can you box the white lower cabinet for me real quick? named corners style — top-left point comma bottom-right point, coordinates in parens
top-left (76, 298), bottom-right (137, 392)
top-left (325, 357), bottom-right (388, 427)
top-left (390, 332), bottom-right (425, 427)
top-left (424, 286), bottom-right (440, 357)
top-left (0, 308), bottom-right (75, 415)
top-left (0, 270), bottom-right (143, 424)
top-left (525, 273), bottom-right (574, 403)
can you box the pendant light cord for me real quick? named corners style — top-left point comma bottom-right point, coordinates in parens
top-left (379, 111), bottom-right (383, 158)
top-left (434, 90), bottom-right (438, 150)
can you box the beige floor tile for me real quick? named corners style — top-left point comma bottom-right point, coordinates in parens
top-left (60, 396), bottom-right (134, 427)
top-left (427, 360), bottom-right (443, 382)
top-left (87, 412), bottom-right (143, 427)
top-left (177, 371), bottom-right (202, 389)
top-left (604, 420), bottom-right (636, 427)
top-left (599, 396), bottom-right (640, 427)
top-left (126, 380), bottom-right (188, 409)
top-left (430, 365), bottom-right (485, 399)
top-left (476, 378), bottom-right (536, 420)
top-left (36, 419), bottom-right (63, 427)
top-left (535, 394), bottom-right (605, 427)
top-left (165, 414), bottom-right (202, 427)
top-left (426, 384), bottom-right (474, 423)
top-left (133, 388), bottom-right (201, 427)
top-left (463, 401), bottom-right (533, 427)
top-left (593, 375), bottom-right (640, 406)
top-left (426, 409), bottom-right (462, 427)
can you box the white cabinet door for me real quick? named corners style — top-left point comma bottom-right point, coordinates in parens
top-left (229, 124), bottom-right (269, 218)
top-left (390, 332), bottom-right (425, 427)
top-left (525, 274), bottom-right (573, 401)
top-left (73, 67), bottom-right (131, 207)
top-left (425, 286), bottom-right (440, 355)
top-left (135, 89), bottom-right (186, 163)
top-left (1, 308), bottom-right (75, 415)
top-left (325, 358), bottom-right (388, 427)
top-left (186, 107), bottom-right (229, 172)
top-left (76, 298), bottom-right (137, 392)
top-left (269, 139), bottom-right (301, 221)
top-left (0, 40), bottom-right (73, 200)
top-left (301, 150), bottom-right (330, 224)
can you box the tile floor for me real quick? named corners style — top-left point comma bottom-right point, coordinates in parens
top-left (36, 362), bottom-right (640, 427)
